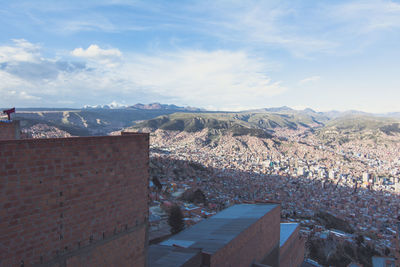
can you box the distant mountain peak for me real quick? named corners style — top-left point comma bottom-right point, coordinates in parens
top-left (83, 102), bottom-right (204, 111)
top-left (303, 108), bottom-right (316, 113)
top-left (129, 103), bottom-right (204, 111)
top-left (83, 101), bottom-right (127, 109)
top-left (131, 103), bottom-right (164, 110)
top-left (264, 106), bottom-right (293, 112)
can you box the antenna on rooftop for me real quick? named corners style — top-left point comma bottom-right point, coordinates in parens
top-left (3, 107), bottom-right (15, 121)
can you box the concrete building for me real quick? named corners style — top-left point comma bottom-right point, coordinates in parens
top-left (363, 172), bottom-right (370, 183)
top-left (329, 170), bottom-right (335, 179)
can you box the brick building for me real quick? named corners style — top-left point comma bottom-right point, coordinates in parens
top-left (279, 223), bottom-right (305, 267)
top-left (1, 124), bottom-right (304, 266)
top-left (0, 120), bottom-right (21, 140)
top-left (150, 203), bottom-right (304, 267)
top-left (0, 133), bottom-right (149, 266)
top-left (396, 221), bottom-right (400, 266)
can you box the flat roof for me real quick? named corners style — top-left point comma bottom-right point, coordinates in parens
top-left (280, 223), bottom-right (299, 247)
top-left (161, 204), bottom-right (278, 254)
top-left (372, 256), bottom-right (395, 267)
top-left (148, 245), bottom-right (201, 267)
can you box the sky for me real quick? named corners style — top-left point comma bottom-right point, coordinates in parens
top-left (0, 0), bottom-right (399, 112)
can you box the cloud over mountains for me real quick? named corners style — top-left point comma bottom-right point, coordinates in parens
top-left (1, 1), bottom-right (400, 112)
top-left (0, 40), bottom-right (285, 109)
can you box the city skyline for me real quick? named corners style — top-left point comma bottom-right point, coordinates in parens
top-left (1, 0), bottom-right (400, 113)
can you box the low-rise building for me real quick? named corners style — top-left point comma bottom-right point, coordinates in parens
top-left (149, 203), bottom-right (304, 267)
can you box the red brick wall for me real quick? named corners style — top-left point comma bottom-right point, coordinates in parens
top-left (65, 227), bottom-right (147, 267)
top-left (209, 205), bottom-right (281, 267)
top-left (0, 121), bottom-right (20, 140)
top-left (396, 222), bottom-right (400, 267)
top-left (0, 134), bottom-right (149, 267)
top-left (279, 226), bottom-right (305, 267)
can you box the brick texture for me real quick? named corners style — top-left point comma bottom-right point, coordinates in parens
top-left (208, 205), bottom-right (281, 267)
top-left (65, 225), bottom-right (147, 267)
top-left (0, 121), bottom-right (20, 140)
top-left (0, 134), bottom-right (149, 267)
top-left (279, 226), bottom-right (305, 267)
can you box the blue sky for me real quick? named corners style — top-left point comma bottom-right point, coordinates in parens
top-left (0, 0), bottom-right (399, 112)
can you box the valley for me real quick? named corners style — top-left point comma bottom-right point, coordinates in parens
top-left (6, 105), bottom-right (400, 265)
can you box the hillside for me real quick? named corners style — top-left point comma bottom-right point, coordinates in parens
top-left (13, 109), bottom-right (189, 136)
top-left (6, 105), bottom-right (400, 139)
top-left (131, 110), bottom-right (328, 134)
top-left (131, 113), bottom-right (273, 138)
top-left (316, 115), bottom-right (400, 144)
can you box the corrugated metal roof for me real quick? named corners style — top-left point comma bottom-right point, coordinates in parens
top-left (161, 204), bottom-right (278, 254)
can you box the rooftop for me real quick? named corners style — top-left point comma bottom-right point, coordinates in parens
top-left (371, 256), bottom-right (395, 267)
top-left (161, 203), bottom-right (278, 254)
top-left (280, 223), bottom-right (299, 247)
top-left (148, 245), bottom-right (202, 267)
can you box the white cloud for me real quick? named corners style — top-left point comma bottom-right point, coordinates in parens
top-left (71, 44), bottom-right (122, 67)
top-left (299, 76), bottom-right (321, 84)
top-left (0, 39), bottom-right (40, 63)
top-left (122, 50), bottom-right (286, 110)
top-left (0, 71), bottom-right (41, 103)
top-left (291, 105), bottom-right (310, 111)
top-left (2, 89), bottom-right (41, 101)
top-left (58, 18), bottom-right (147, 34)
top-left (170, 1), bottom-right (339, 57)
top-left (330, 0), bottom-right (400, 33)
top-left (62, 19), bottom-right (117, 33)
top-left (19, 91), bottom-right (41, 100)
top-left (71, 44), bottom-right (122, 58)
top-left (68, 48), bottom-right (286, 109)
top-left (0, 40), bottom-right (286, 109)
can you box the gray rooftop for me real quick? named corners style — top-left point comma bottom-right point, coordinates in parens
top-left (161, 204), bottom-right (278, 254)
top-left (148, 245), bottom-right (202, 267)
top-left (372, 256), bottom-right (395, 267)
top-left (280, 223), bottom-right (299, 247)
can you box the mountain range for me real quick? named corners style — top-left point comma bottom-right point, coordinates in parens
top-left (2, 103), bottom-right (399, 137)
top-left (82, 102), bottom-right (203, 111)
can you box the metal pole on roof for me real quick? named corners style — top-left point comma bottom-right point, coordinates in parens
top-left (3, 107), bottom-right (15, 121)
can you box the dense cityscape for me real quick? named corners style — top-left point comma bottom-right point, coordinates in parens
top-left (145, 127), bottom-right (400, 265)
top-left (6, 107), bottom-right (400, 265)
